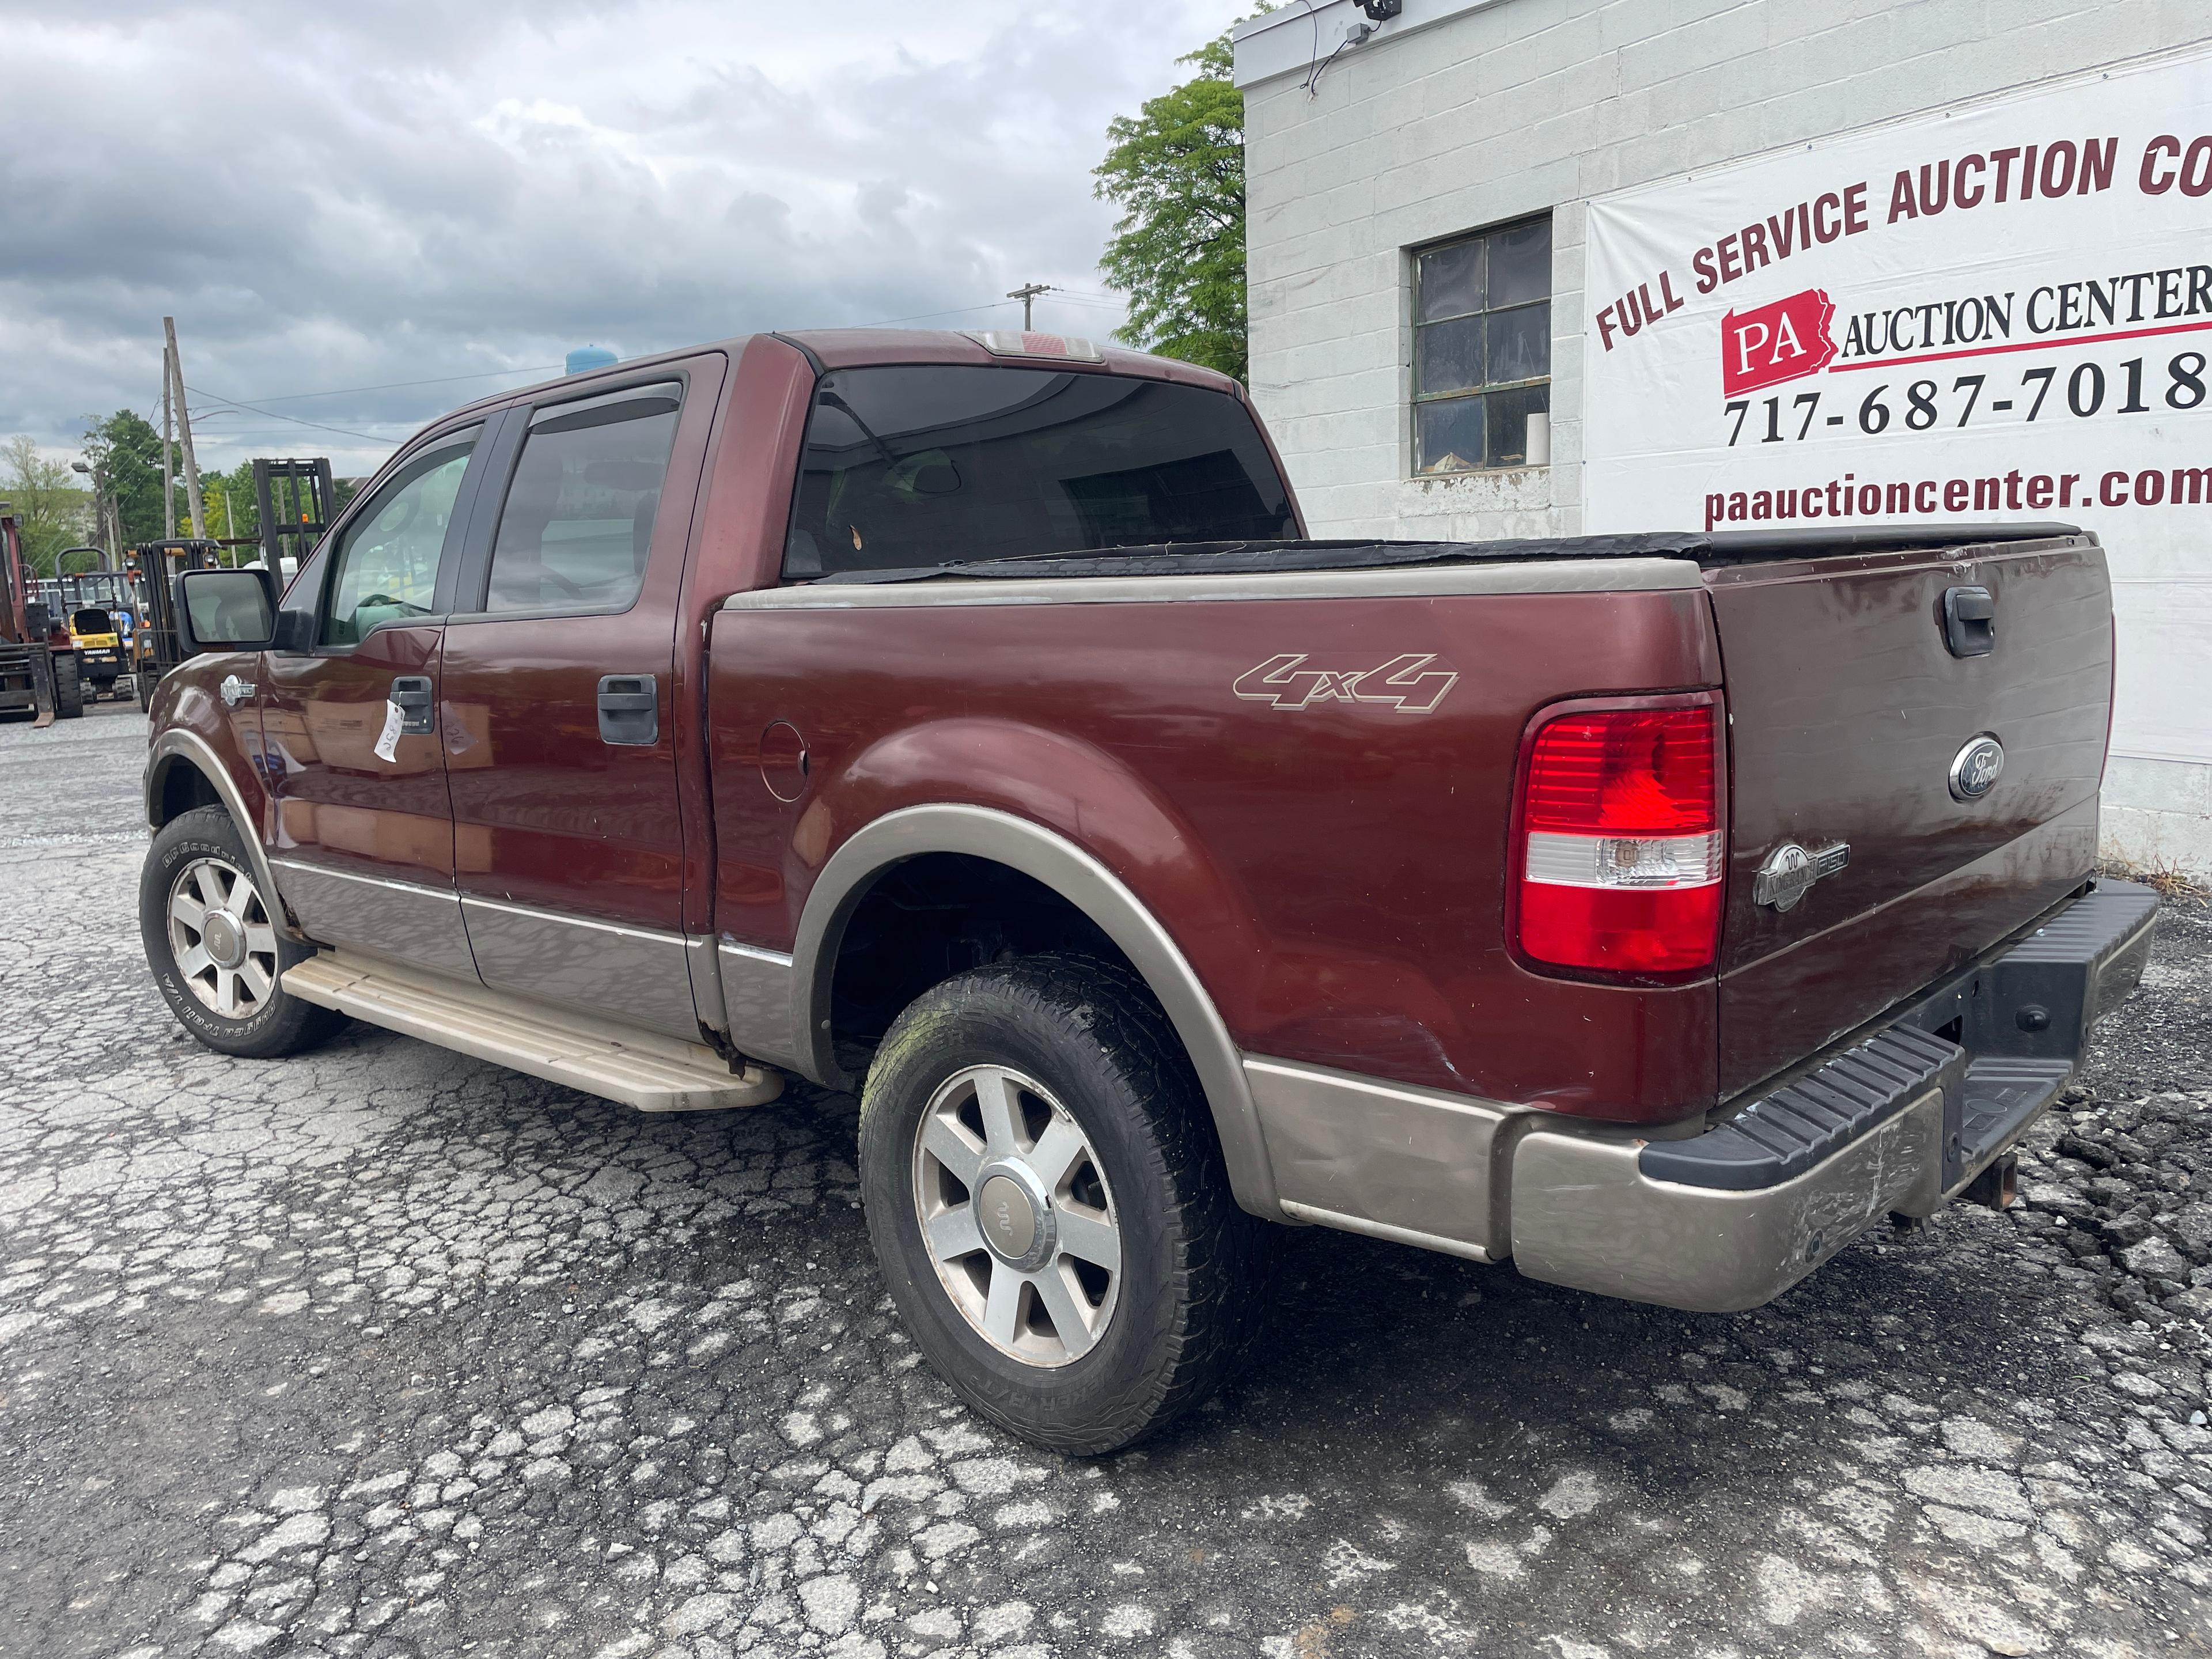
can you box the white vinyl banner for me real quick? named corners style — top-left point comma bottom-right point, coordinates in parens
top-left (1584, 49), bottom-right (2212, 773)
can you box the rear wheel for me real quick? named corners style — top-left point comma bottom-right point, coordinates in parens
top-left (139, 806), bottom-right (345, 1058)
top-left (52, 653), bottom-right (84, 719)
top-left (858, 955), bottom-right (1274, 1455)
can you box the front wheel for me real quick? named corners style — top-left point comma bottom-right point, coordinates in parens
top-left (858, 956), bottom-right (1274, 1455)
top-left (52, 653), bottom-right (84, 719)
top-left (139, 806), bottom-right (345, 1058)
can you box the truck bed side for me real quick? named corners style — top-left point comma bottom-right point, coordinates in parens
top-left (705, 561), bottom-right (1724, 1123)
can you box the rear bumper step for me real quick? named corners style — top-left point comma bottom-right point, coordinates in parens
top-left (283, 952), bottom-right (783, 1113)
top-left (1637, 1024), bottom-right (1962, 1191)
top-left (1510, 877), bottom-right (2158, 1311)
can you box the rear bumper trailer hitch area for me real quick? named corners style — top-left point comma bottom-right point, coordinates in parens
top-left (1509, 877), bottom-right (2159, 1312)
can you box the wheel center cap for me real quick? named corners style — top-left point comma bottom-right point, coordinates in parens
top-left (976, 1171), bottom-right (1043, 1264)
top-left (202, 910), bottom-right (247, 969)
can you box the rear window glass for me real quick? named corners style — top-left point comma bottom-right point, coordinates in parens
top-left (784, 365), bottom-right (1294, 578)
top-left (483, 382), bottom-right (681, 615)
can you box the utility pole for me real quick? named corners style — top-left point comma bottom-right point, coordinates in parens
top-left (1007, 282), bottom-right (1054, 331)
top-left (70, 460), bottom-right (109, 568)
top-left (161, 345), bottom-right (175, 538)
top-left (165, 317), bottom-right (208, 542)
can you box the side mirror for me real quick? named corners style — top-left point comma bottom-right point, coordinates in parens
top-left (176, 566), bottom-right (279, 656)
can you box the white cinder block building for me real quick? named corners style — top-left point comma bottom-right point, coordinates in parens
top-left (1235, 0), bottom-right (2212, 877)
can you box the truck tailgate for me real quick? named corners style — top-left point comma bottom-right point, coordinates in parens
top-left (1707, 532), bottom-right (2112, 1097)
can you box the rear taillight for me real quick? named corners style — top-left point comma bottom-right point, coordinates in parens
top-left (1513, 699), bottom-right (1725, 976)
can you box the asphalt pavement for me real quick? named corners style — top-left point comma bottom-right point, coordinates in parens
top-left (2, 702), bottom-right (2209, 1658)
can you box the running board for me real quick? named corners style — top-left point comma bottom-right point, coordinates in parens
top-left (283, 952), bottom-right (783, 1113)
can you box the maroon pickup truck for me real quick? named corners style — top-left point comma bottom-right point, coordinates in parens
top-left (141, 327), bottom-right (2157, 1453)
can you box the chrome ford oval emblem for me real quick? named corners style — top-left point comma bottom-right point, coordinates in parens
top-left (1949, 734), bottom-right (2005, 801)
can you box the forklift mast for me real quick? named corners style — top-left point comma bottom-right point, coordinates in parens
top-left (253, 457), bottom-right (337, 574)
top-left (128, 538), bottom-right (224, 707)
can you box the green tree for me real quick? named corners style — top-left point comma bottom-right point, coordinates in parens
top-left (192, 463), bottom-right (359, 564)
top-left (1094, 28), bottom-right (1248, 382)
top-left (197, 460), bottom-right (259, 543)
top-left (1, 435), bottom-right (90, 577)
top-left (82, 410), bottom-right (168, 544)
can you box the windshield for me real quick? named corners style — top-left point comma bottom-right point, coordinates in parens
top-left (784, 365), bottom-right (1295, 578)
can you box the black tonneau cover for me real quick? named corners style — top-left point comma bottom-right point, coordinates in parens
top-left (816, 524), bottom-right (2085, 585)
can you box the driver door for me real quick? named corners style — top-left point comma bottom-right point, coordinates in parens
top-left (259, 421), bottom-right (491, 980)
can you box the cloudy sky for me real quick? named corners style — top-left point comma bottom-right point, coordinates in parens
top-left (0, 0), bottom-right (1247, 477)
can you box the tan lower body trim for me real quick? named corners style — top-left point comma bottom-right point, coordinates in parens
top-left (1245, 1055), bottom-right (1517, 1259)
top-left (460, 894), bottom-right (699, 1043)
top-left (271, 859), bottom-right (478, 982)
top-left (1278, 1200), bottom-right (1495, 1264)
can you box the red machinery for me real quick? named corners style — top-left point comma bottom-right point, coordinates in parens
top-left (0, 512), bottom-right (83, 725)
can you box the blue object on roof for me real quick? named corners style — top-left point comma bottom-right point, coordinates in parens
top-left (566, 346), bottom-right (618, 375)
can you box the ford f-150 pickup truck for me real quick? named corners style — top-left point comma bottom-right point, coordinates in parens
top-left (140, 327), bottom-right (2158, 1453)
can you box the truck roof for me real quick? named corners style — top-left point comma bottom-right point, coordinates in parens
top-left (444, 328), bottom-right (1240, 429)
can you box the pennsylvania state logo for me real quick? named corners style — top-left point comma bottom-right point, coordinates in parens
top-left (1232, 653), bottom-right (1460, 715)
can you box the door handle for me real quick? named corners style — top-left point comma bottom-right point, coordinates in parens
top-left (389, 675), bottom-right (435, 735)
top-left (597, 674), bottom-right (658, 746)
top-left (1941, 586), bottom-right (1995, 657)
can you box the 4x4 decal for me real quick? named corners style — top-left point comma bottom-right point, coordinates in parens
top-left (1232, 652), bottom-right (1460, 715)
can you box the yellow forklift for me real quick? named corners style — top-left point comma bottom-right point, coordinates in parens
top-left (53, 558), bottom-right (137, 702)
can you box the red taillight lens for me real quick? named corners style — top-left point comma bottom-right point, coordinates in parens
top-left (1524, 709), bottom-right (1717, 835)
top-left (1516, 702), bottom-right (1724, 975)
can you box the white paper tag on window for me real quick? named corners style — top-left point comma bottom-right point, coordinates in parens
top-left (373, 700), bottom-right (404, 764)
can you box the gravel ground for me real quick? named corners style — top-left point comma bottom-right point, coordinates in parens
top-left (2, 703), bottom-right (2209, 1659)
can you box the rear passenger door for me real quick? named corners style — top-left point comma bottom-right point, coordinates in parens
top-left (437, 359), bottom-right (725, 1040)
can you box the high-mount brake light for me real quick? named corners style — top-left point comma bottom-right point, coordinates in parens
top-left (1514, 700), bottom-right (1725, 976)
top-left (962, 330), bottom-right (1105, 363)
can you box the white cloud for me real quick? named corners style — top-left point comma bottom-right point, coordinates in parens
top-left (0, 0), bottom-right (1245, 474)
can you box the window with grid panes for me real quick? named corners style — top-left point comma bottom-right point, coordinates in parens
top-left (1411, 215), bottom-right (1551, 475)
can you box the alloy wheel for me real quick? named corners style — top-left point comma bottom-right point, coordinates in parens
top-left (911, 1064), bottom-right (1122, 1367)
top-left (166, 856), bottom-right (279, 1019)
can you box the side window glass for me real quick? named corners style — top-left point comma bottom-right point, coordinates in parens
top-left (320, 430), bottom-right (478, 646)
top-left (482, 382), bottom-right (681, 615)
top-left (282, 544), bottom-right (329, 618)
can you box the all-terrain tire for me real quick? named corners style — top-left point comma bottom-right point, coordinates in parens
top-left (139, 805), bottom-right (346, 1058)
top-left (858, 954), bottom-right (1276, 1455)
top-left (53, 652), bottom-right (84, 719)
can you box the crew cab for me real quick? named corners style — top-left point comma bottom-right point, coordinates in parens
top-left (140, 328), bottom-right (2158, 1453)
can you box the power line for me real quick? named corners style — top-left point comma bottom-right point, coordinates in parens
top-left (183, 385), bottom-right (393, 444)
top-left (801, 300), bottom-right (1017, 329)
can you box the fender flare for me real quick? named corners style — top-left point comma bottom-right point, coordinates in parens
top-left (144, 729), bottom-right (306, 942)
top-left (790, 803), bottom-right (1283, 1219)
